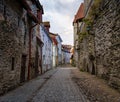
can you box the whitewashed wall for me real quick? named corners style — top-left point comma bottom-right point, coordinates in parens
top-left (56, 36), bottom-right (62, 65)
top-left (62, 50), bottom-right (71, 64)
top-left (40, 24), bottom-right (52, 72)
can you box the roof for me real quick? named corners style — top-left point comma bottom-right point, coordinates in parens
top-left (49, 32), bottom-right (58, 36)
top-left (49, 33), bottom-right (62, 43)
top-left (43, 21), bottom-right (50, 27)
top-left (51, 36), bottom-right (58, 45)
top-left (49, 33), bottom-right (58, 45)
top-left (73, 3), bottom-right (84, 23)
top-left (57, 34), bottom-right (63, 42)
top-left (62, 44), bottom-right (72, 53)
top-left (50, 33), bottom-right (62, 41)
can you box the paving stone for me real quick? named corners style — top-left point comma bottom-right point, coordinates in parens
top-left (0, 69), bottom-right (57, 102)
top-left (32, 67), bottom-right (88, 102)
top-left (0, 67), bottom-right (88, 102)
top-left (72, 68), bottom-right (120, 102)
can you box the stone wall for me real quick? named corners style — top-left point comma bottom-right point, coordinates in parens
top-left (93, 0), bottom-right (120, 90)
top-left (78, 0), bottom-right (120, 91)
top-left (0, 0), bottom-right (29, 95)
top-left (79, 34), bottom-right (95, 75)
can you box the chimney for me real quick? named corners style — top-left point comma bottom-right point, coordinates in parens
top-left (43, 21), bottom-right (50, 33)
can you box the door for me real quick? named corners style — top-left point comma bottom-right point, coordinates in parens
top-left (20, 55), bottom-right (26, 83)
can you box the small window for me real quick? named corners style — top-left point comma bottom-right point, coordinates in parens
top-left (11, 57), bottom-right (15, 70)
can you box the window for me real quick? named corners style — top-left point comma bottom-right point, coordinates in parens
top-left (11, 57), bottom-right (15, 70)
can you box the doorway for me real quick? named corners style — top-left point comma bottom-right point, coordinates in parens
top-left (91, 62), bottom-right (95, 75)
top-left (20, 55), bottom-right (26, 83)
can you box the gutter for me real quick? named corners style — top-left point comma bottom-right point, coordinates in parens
top-left (28, 24), bottom-right (37, 80)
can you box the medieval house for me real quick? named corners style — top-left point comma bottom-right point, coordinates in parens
top-left (62, 45), bottom-right (72, 64)
top-left (0, 0), bottom-right (43, 95)
top-left (73, 0), bottom-right (120, 91)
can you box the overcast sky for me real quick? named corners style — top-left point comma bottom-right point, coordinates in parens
top-left (40, 0), bottom-right (83, 45)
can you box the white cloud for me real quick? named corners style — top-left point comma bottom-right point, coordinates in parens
top-left (60, 0), bottom-right (74, 2)
top-left (40, 0), bottom-right (83, 45)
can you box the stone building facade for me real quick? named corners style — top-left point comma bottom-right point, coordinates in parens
top-left (73, 3), bottom-right (84, 68)
top-left (49, 33), bottom-right (59, 68)
top-left (74, 0), bottom-right (120, 91)
top-left (93, 0), bottom-right (120, 90)
top-left (56, 35), bottom-right (63, 65)
top-left (62, 45), bottom-right (72, 64)
top-left (80, 0), bottom-right (95, 74)
top-left (0, 0), bottom-right (43, 95)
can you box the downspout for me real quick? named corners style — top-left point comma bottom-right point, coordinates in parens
top-left (28, 23), bottom-right (38, 80)
top-left (41, 45), bottom-right (43, 74)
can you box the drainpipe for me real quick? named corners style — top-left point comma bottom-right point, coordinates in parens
top-left (28, 23), bottom-right (38, 80)
top-left (41, 46), bottom-right (43, 74)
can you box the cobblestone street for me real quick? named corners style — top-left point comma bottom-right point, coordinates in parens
top-left (0, 0), bottom-right (120, 102)
top-left (0, 67), bottom-right (88, 102)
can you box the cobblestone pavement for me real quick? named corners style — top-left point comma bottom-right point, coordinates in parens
top-left (0, 69), bottom-right (57, 102)
top-left (0, 67), bottom-right (89, 102)
top-left (31, 67), bottom-right (88, 102)
top-left (71, 68), bottom-right (120, 102)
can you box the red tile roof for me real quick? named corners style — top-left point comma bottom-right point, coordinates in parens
top-left (43, 21), bottom-right (50, 27)
top-left (49, 32), bottom-right (59, 45)
top-left (62, 44), bottom-right (72, 52)
top-left (51, 36), bottom-right (58, 45)
top-left (73, 3), bottom-right (84, 23)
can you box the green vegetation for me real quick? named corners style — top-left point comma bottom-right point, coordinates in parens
top-left (89, 0), bottom-right (102, 18)
top-left (77, 0), bottom-right (102, 42)
top-left (78, 32), bottom-right (88, 42)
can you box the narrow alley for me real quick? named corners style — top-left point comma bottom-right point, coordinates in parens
top-left (0, 66), bottom-right (88, 102)
top-left (0, 0), bottom-right (120, 102)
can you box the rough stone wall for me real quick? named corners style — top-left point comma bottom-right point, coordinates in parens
top-left (0, 0), bottom-right (29, 95)
top-left (79, 35), bottom-right (95, 74)
top-left (93, 0), bottom-right (120, 90)
top-left (73, 23), bottom-right (79, 67)
top-left (87, 35), bottom-right (96, 74)
top-left (79, 0), bottom-right (120, 91)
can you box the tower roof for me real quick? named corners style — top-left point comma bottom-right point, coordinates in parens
top-left (73, 3), bottom-right (84, 23)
